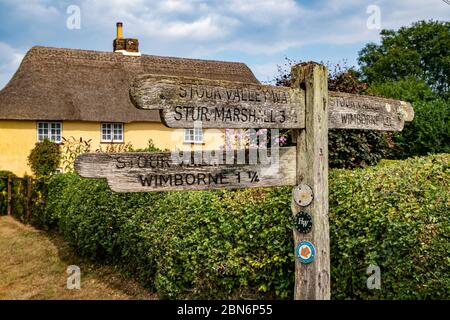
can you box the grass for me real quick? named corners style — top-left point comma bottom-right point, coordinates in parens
top-left (0, 215), bottom-right (158, 300)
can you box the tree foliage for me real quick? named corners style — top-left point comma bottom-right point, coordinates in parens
top-left (27, 139), bottom-right (61, 178)
top-left (275, 59), bottom-right (391, 168)
top-left (358, 20), bottom-right (450, 99)
top-left (367, 77), bottom-right (450, 158)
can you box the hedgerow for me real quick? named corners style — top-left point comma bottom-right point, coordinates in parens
top-left (41, 154), bottom-right (449, 299)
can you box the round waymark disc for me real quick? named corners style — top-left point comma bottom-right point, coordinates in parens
top-left (296, 241), bottom-right (316, 264)
top-left (293, 211), bottom-right (313, 234)
top-left (293, 184), bottom-right (313, 207)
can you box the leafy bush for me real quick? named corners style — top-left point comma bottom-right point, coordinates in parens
top-left (6, 176), bottom-right (47, 226)
top-left (95, 142), bottom-right (133, 153)
top-left (275, 59), bottom-right (391, 168)
top-left (328, 129), bottom-right (390, 168)
top-left (60, 137), bottom-right (92, 173)
top-left (0, 170), bottom-right (15, 178)
top-left (393, 100), bottom-right (450, 158)
top-left (0, 171), bottom-right (14, 215)
top-left (366, 77), bottom-right (438, 103)
top-left (367, 78), bottom-right (450, 159)
top-left (27, 139), bottom-right (61, 178)
top-left (131, 139), bottom-right (168, 152)
top-left (330, 154), bottom-right (449, 299)
top-left (42, 154), bottom-right (449, 299)
top-left (0, 170), bottom-right (14, 216)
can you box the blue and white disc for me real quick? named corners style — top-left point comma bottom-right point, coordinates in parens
top-left (296, 241), bottom-right (316, 264)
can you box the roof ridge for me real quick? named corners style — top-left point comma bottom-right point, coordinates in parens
top-left (26, 45), bottom-right (249, 67)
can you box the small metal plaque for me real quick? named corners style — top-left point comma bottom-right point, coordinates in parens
top-left (294, 211), bottom-right (313, 234)
top-left (296, 241), bottom-right (316, 264)
top-left (293, 184), bottom-right (313, 207)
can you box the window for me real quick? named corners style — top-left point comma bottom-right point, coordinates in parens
top-left (102, 123), bottom-right (124, 142)
top-left (37, 122), bottom-right (62, 143)
top-left (184, 128), bottom-right (203, 143)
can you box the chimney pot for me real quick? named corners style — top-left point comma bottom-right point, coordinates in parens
top-left (113, 22), bottom-right (141, 56)
top-left (116, 22), bottom-right (123, 39)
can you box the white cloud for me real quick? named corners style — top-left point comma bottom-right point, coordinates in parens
top-left (157, 0), bottom-right (195, 13)
top-left (78, 0), bottom-right (448, 57)
top-left (222, 0), bottom-right (303, 23)
top-left (250, 62), bottom-right (280, 83)
top-left (1, 0), bottom-right (449, 85)
top-left (0, 43), bottom-right (25, 90)
top-left (3, 0), bottom-right (60, 19)
top-left (164, 16), bottom-right (228, 39)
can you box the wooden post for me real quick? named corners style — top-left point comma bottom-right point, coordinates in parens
top-left (7, 175), bottom-right (12, 216)
top-left (27, 177), bottom-right (32, 223)
top-left (291, 62), bottom-right (330, 300)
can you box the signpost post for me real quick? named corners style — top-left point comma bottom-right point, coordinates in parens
top-left (75, 62), bottom-right (414, 300)
top-left (291, 62), bottom-right (330, 299)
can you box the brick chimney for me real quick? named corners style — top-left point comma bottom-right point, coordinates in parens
top-left (113, 22), bottom-right (141, 56)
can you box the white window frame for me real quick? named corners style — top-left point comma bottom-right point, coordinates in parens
top-left (101, 123), bottom-right (124, 143)
top-left (184, 128), bottom-right (203, 144)
top-left (37, 121), bottom-right (62, 143)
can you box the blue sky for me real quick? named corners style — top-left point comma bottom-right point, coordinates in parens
top-left (0, 0), bottom-right (449, 89)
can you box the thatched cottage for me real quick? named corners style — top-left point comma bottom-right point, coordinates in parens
top-left (0, 23), bottom-right (258, 176)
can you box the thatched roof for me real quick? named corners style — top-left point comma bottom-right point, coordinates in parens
top-left (0, 46), bottom-right (259, 122)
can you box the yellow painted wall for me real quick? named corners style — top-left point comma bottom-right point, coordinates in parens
top-left (0, 121), bottom-right (36, 176)
top-left (0, 120), bottom-right (225, 176)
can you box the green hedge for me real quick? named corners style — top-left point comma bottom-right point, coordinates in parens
top-left (6, 177), bottom-right (48, 226)
top-left (0, 171), bottom-right (14, 215)
top-left (329, 154), bottom-right (449, 299)
top-left (43, 154), bottom-right (449, 299)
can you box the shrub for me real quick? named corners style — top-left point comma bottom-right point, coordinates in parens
top-left (6, 176), bottom-right (47, 226)
top-left (393, 100), bottom-right (450, 158)
top-left (367, 79), bottom-right (449, 159)
top-left (131, 139), bottom-right (168, 152)
top-left (366, 77), bottom-right (438, 103)
top-left (0, 171), bottom-right (14, 215)
top-left (0, 170), bottom-right (15, 178)
top-left (60, 137), bottom-right (92, 173)
top-left (329, 154), bottom-right (449, 299)
top-left (27, 139), bottom-right (61, 178)
top-left (42, 154), bottom-right (449, 299)
top-left (275, 59), bottom-right (391, 168)
top-left (95, 142), bottom-right (133, 153)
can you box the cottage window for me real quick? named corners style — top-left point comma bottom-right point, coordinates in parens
top-left (184, 128), bottom-right (203, 143)
top-left (102, 123), bottom-right (124, 143)
top-left (37, 122), bottom-right (62, 143)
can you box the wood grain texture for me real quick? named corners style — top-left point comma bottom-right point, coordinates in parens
top-left (130, 74), bottom-right (306, 129)
top-left (329, 91), bottom-right (414, 131)
top-left (74, 147), bottom-right (296, 192)
top-left (291, 62), bottom-right (330, 300)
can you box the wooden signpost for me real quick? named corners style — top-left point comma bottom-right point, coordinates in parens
top-left (75, 62), bottom-right (414, 300)
top-left (75, 148), bottom-right (297, 192)
top-left (129, 74), bottom-right (413, 131)
top-left (329, 91), bottom-right (414, 131)
top-left (130, 75), bottom-right (306, 129)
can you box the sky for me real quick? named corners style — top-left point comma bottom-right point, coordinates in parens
top-left (0, 0), bottom-right (449, 89)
